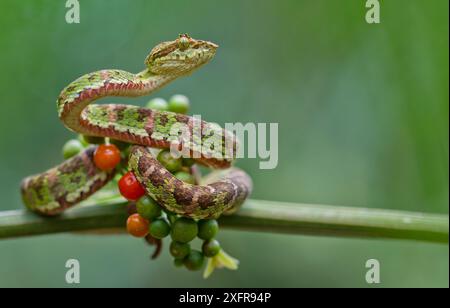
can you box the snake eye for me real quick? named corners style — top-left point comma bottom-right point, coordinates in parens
top-left (178, 34), bottom-right (190, 51)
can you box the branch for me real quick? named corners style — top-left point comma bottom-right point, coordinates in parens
top-left (0, 197), bottom-right (448, 244)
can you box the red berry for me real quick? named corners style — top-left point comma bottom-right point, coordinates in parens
top-left (94, 144), bottom-right (121, 171)
top-left (118, 171), bottom-right (146, 201)
top-left (126, 214), bottom-right (149, 238)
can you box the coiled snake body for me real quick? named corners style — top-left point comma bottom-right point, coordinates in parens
top-left (20, 35), bottom-right (252, 219)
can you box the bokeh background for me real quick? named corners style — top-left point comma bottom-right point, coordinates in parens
top-left (0, 0), bottom-right (448, 287)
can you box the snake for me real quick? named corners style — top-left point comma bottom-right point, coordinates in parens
top-left (20, 34), bottom-right (252, 219)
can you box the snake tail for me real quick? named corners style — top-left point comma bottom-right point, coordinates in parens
top-left (20, 146), bottom-right (115, 216)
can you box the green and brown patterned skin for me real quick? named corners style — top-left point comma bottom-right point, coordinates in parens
top-left (21, 147), bottom-right (116, 215)
top-left (20, 35), bottom-right (252, 218)
top-left (129, 146), bottom-right (251, 219)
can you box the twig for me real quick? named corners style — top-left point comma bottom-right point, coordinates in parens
top-left (0, 197), bottom-right (447, 243)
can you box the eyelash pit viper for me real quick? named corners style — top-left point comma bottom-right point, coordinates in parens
top-left (20, 34), bottom-right (252, 219)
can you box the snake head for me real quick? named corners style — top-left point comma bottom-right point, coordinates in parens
top-left (145, 34), bottom-right (218, 76)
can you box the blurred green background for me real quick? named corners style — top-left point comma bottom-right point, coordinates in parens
top-left (0, 0), bottom-right (448, 287)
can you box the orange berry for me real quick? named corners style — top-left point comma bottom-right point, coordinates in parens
top-left (94, 144), bottom-right (121, 171)
top-left (126, 214), bottom-right (150, 238)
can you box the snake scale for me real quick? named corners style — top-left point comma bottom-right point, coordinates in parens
top-left (20, 35), bottom-right (252, 219)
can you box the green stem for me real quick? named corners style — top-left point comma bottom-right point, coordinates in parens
top-left (0, 198), bottom-right (448, 244)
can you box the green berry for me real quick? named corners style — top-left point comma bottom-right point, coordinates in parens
top-left (168, 94), bottom-right (190, 114)
top-left (109, 139), bottom-right (129, 151)
top-left (202, 239), bottom-right (221, 257)
top-left (136, 196), bottom-right (162, 220)
top-left (146, 98), bottom-right (169, 111)
top-left (170, 241), bottom-right (191, 259)
top-left (174, 171), bottom-right (195, 184)
top-left (149, 219), bottom-right (171, 239)
top-left (197, 219), bottom-right (219, 240)
top-left (174, 258), bottom-right (185, 268)
top-left (80, 135), bottom-right (104, 145)
top-left (157, 150), bottom-right (182, 173)
top-left (171, 217), bottom-right (198, 243)
top-left (184, 250), bottom-right (204, 271)
top-left (62, 139), bottom-right (84, 159)
top-left (182, 157), bottom-right (196, 167)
